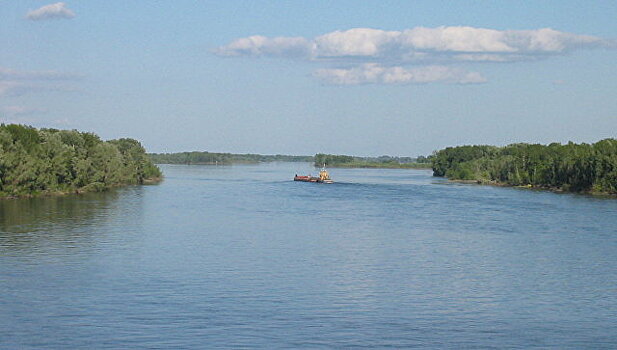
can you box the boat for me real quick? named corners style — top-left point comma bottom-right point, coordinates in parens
top-left (294, 166), bottom-right (333, 183)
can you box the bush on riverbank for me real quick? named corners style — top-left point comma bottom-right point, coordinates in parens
top-left (0, 124), bottom-right (161, 198)
top-left (431, 139), bottom-right (617, 194)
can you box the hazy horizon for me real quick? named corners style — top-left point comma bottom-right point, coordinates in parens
top-left (2, 1), bottom-right (616, 156)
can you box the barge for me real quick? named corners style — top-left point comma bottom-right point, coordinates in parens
top-left (294, 167), bottom-right (333, 183)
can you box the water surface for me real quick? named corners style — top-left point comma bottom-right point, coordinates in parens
top-left (1, 163), bottom-right (616, 348)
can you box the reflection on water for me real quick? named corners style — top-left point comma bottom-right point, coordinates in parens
top-left (0, 188), bottom-right (142, 256)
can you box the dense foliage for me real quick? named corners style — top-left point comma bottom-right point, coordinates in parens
top-left (149, 151), bottom-right (233, 165)
top-left (314, 153), bottom-right (430, 168)
top-left (431, 139), bottom-right (617, 194)
top-left (148, 152), bottom-right (313, 164)
top-left (0, 124), bottom-right (161, 198)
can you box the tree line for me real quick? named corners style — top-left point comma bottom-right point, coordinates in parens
top-left (148, 151), bottom-right (313, 165)
top-left (314, 153), bottom-right (431, 168)
top-left (0, 124), bottom-right (161, 198)
top-left (149, 151), bottom-right (429, 168)
top-left (431, 139), bottom-right (617, 194)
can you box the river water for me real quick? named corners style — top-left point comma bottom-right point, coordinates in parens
top-left (1, 163), bottom-right (616, 349)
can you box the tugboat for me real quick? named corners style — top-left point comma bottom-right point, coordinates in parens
top-left (294, 166), bottom-right (333, 183)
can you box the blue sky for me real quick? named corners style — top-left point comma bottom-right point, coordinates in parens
top-left (1, 1), bottom-right (616, 156)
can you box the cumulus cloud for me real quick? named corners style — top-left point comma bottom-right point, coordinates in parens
top-left (216, 26), bottom-right (609, 63)
top-left (214, 35), bottom-right (312, 58)
top-left (314, 28), bottom-right (399, 58)
top-left (314, 64), bottom-right (486, 85)
top-left (216, 26), bottom-right (612, 85)
top-left (26, 2), bottom-right (75, 21)
top-left (0, 66), bottom-right (80, 97)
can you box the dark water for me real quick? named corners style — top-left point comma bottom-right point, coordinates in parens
top-left (1, 163), bottom-right (617, 349)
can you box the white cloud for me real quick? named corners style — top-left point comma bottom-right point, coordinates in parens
top-left (216, 26), bottom-right (610, 62)
top-left (399, 26), bottom-right (515, 53)
top-left (314, 64), bottom-right (487, 85)
top-left (26, 2), bottom-right (75, 21)
top-left (214, 36), bottom-right (312, 58)
top-left (314, 28), bottom-right (399, 58)
top-left (215, 26), bottom-right (612, 85)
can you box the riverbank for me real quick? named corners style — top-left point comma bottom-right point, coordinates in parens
top-left (431, 139), bottom-right (617, 196)
top-left (448, 178), bottom-right (617, 198)
top-left (0, 125), bottom-right (162, 200)
top-left (0, 176), bottom-right (163, 200)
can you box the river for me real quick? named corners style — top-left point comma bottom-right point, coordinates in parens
top-left (1, 163), bottom-right (616, 349)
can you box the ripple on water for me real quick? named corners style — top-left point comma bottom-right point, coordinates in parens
top-left (1, 163), bottom-right (616, 348)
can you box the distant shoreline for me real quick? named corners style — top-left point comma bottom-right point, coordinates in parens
top-left (320, 162), bottom-right (432, 169)
top-left (152, 160), bottom-right (432, 169)
top-left (149, 151), bottom-right (431, 169)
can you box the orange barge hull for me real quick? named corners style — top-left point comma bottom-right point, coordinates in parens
top-left (294, 175), bottom-right (320, 182)
top-left (294, 175), bottom-right (333, 183)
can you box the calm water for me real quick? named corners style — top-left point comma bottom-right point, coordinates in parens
top-left (1, 163), bottom-right (617, 349)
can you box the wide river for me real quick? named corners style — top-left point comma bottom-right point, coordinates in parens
top-left (1, 163), bottom-right (616, 349)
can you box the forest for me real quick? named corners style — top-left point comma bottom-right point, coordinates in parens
top-left (431, 139), bottom-right (617, 194)
top-left (150, 151), bottom-right (431, 169)
top-left (314, 153), bottom-right (431, 168)
top-left (148, 151), bottom-right (312, 164)
top-left (0, 124), bottom-right (161, 198)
